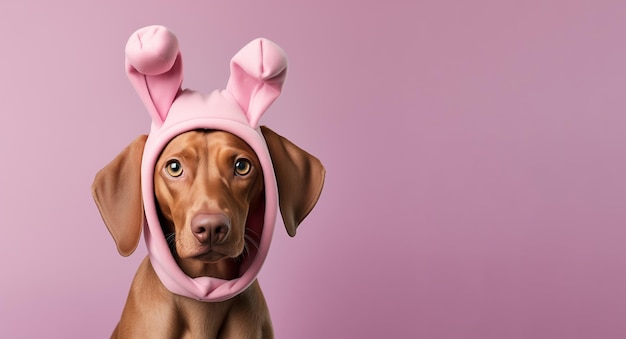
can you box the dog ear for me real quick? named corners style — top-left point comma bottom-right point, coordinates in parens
top-left (260, 126), bottom-right (325, 236)
top-left (227, 38), bottom-right (288, 128)
top-left (92, 135), bottom-right (147, 256)
top-left (125, 25), bottom-right (183, 126)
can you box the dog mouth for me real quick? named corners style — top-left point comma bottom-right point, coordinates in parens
top-left (166, 233), bottom-right (240, 263)
top-left (189, 247), bottom-right (231, 263)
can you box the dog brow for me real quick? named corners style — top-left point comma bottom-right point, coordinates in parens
top-left (168, 144), bottom-right (198, 161)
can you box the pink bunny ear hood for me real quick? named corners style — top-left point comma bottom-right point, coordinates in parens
top-left (126, 25), bottom-right (287, 302)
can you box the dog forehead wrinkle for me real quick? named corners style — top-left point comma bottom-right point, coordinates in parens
top-left (161, 141), bottom-right (195, 163)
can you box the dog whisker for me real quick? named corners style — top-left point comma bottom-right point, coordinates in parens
top-left (237, 230), bottom-right (261, 262)
top-left (239, 244), bottom-right (249, 262)
top-left (244, 234), bottom-right (260, 251)
top-left (245, 228), bottom-right (261, 239)
top-left (165, 233), bottom-right (177, 255)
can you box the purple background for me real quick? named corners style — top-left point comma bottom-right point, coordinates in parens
top-left (2, 1), bottom-right (626, 338)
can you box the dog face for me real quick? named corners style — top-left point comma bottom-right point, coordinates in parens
top-left (154, 130), bottom-right (264, 278)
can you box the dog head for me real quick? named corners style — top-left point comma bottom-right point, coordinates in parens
top-left (154, 130), bottom-right (266, 279)
top-left (92, 26), bottom-right (325, 301)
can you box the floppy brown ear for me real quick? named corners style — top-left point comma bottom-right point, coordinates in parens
top-left (91, 135), bottom-right (147, 256)
top-left (261, 126), bottom-right (325, 237)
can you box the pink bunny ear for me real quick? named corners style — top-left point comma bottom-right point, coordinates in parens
top-left (226, 38), bottom-right (288, 128)
top-left (125, 25), bottom-right (183, 126)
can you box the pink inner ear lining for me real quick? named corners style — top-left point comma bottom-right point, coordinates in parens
top-left (230, 38), bottom-right (288, 81)
top-left (226, 38), bottom-right (288, 128)
top-left (247, 80), bottom-right (283, 128)
top-left (258, 38), bottom-right (288, 79)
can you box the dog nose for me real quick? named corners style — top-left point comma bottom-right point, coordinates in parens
top-left (190, 213), bottom-right (231, 244)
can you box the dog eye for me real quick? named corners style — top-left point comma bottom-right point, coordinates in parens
top-left (234, 159), bottom-right (252, 176)
top-left (165, 160), bottom-right (183, 177)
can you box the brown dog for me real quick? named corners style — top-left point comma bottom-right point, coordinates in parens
top-left (92, 126), bottom-right (324, 338)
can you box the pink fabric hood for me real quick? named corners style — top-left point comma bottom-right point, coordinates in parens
top-left (125, 25), bottom-right (287, 302)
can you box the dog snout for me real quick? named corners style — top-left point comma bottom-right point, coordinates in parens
top-left (190, 213), bottom-right (231, 244)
